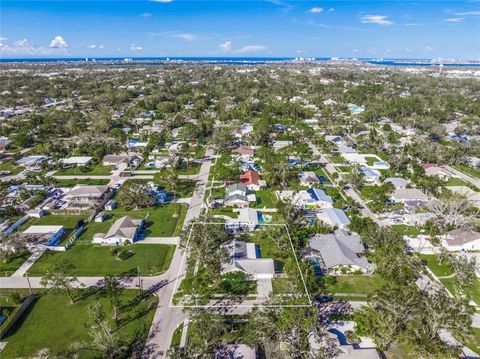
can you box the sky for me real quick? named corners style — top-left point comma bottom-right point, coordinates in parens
top-left (0, 0), bottom-right (479, 59)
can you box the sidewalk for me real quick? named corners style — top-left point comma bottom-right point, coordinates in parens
top-left (11, 248), bottom-right (46, 277)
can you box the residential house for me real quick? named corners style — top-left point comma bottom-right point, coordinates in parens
top-left (420, 163), bottom-right (452, 180)
top-left (305, 229), bottom-right (372, 274)
top-left (61, 156), bottom-right (93, 167)
top-left (272, 140), bottom-right (293, 150)
top-left (64, 185), bottom-right (109, 208)
top-left (299, 171), bottom-right (320, 187)
top-left (16, 155), bottom-right (48, 168)
top-left (224, 184), bottom-right (256, 208)
top-left (316, 208), bottom-right (351, 230)
top-left (22, 225), bottom-right (65, 246)
top-left (234, 123), bottom-right (254, 138)
top-left (325, 135), bottom-right (342, 145)
top-left (103, 154), bottom-right (140, 169)
top-left (384, 177), bottom-right (409, 189)
top-left (232, 146), bottom-right (255, 160)
top-left (360, 167), bottom-right (381, 185)
top-left (104, 199), bottom-right (117, 211)
top-left (225, 208), bottom-right (259, 231)
top-left (221, 240), bottom-right (275, 279)
top-left (92, 216), bottom-right (143, 245)
top-left (239, 170), bottom-right (265, 191)
top-left (391, 188), bottom-right (429, 211)
top-left (441, 227), bottom-right (480, 252)
top-left (294, 188), bottom-right (333, 209)
top-left (339, 146), bottom-right (356, 154)
top-left (467, 157), bottom-right (480, 168)
top-left (214, 344), bottom-right (256, 359)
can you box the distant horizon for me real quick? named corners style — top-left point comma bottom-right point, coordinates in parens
top-left (1, 1), bottom-right (479, 59)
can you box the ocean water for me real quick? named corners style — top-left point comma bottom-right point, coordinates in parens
top-left (0, 57), bottom-right (479, 67)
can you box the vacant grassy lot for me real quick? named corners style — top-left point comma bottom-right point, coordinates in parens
top-left (456, 164), bottom-right (480, 179)
top-left (1, 290), bottom-right (157, 358)
top-left (56, 163), bottom-right (114, 176)
top-left (419, 254), bottom-right (453, 277)
top-left (28, 243), bottom-right (175, 276)
top-left (326, 275), bottom-right (385, 295)
top-left (392, 224), bottom-right (422, 236)
top-left (55, 178), bottom-right (110, 187)
top-left (253, 190), bottom-right (278, 208)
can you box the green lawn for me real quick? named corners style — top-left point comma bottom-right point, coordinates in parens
top-left (56, 163), bottom-right (114, 176)
top-left (392, 224), bottom-right (422, 236)
top-left (0, 251), bottom-right (30, 276)
top-left (28, 243), bottom-right (175, 276)
top-left (446, 177), bottom-right (469, 186)
top-left (365, 156), bottom-right (378, 166)
top-left (441, 277), bottom-right (480, 305)
top-left (253, 190), bottom-right (278, 208)
top-left (1, 290), bottom-right (158, 358)
top-left (329, 156), bottom-right (345, 164)
top-left (419, 254), bottom-right (453, 277)
top-left (326, 275), bottom-right (385, 295)
top-left (0, 160), bottom-right (23, 175)
top-left (177, 162), bottom-right (201, 175)
top-left (55, 178), bottom-right (110, 187)
top-left (108, 204), bottom-right (187, 237)
top-left (456, 164), bottom-right (480, 179)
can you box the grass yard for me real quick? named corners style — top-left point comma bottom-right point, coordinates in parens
top-left (177, 162), bottom-right (201, 175)
top-left (55, 178), bottom-right (110, 187)
top-left (419, 254), bottom-right (453, 277)
top-left (329, 156), bottom-right (344, 164)
top-left (0, 251), bottom-right (30, 276)
top-left (1, 290), bottom-right (157, 358)
top-left (28, 243), bottom-right (175, 276)
top-left (253, 190), bottom-right (278, 208)
top-left (109, 204), bottom-right (187, 237)
top-left (392, 224), bottom-right (422, 236)
top-left (441, 277), bottom-right (480, 305)
top-left (446, 177), bottom-right (469, 186)
top-left (365, 156), bottom-right (378, 166)
top-left (0, 160), bottom-right (23, 175)
top-left (456, 164), bottom-right (480, 179)
top-left (56, 163), bottom-right (114, 176)
top-left (326, 275), bottom-right (385, 295)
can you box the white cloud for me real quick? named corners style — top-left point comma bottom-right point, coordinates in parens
top-left (87, 44), bottom-right (104, 49)
top-left (444, 17), bottom-right (465, 22)
top-left (1, 38), bottom-right (68, 56)
top-left (328, 8), bottom-right (334, 12)
top-left (352, 49), bottom-right (359, 53)
top-left (49, 35), bottom-right (68, 48)
top-left (367, 48), bottom-right (377, 55)
top-left (173, 33), bottom-right (197, 41)
top-left (296, 50), bottom-right (305, 53)
top-left (360, 15), bottom-right (393, 26)
top-left (141, 12), bottom-right (152, 17)
top-left (235, 45), bottom-right (268, 54)
top-left (424, 46), bottom-right (434, 54)
top-left (454, 11), bottom-right (480, 15)
top-left (219, 41), bottom-right (232, 52)
top-left (130, 44), bottom-right (143, 51)
top-left (406, 23), bottom-right (423, 26)
top-left (309, 7), bottom-right (323, 14)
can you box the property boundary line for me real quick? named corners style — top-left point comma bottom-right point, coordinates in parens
top-left (169, 221), bottom-right (313, 308)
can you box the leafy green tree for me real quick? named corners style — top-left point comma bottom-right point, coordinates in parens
top-left (40, 260), bottom-right (78, 304)
top-left (116, 181), bottom-right (153, 210)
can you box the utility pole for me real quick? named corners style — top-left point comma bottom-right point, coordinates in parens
top-left (137, 266), bottom-right (143, 295)
top-left (26, 273), bottom-right (33, 295)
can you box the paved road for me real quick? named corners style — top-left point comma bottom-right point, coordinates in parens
top-left (445, 165), bottom-right (480, 189)
top-left (307, 141), bottom-right (385, 226)
top-left (143, 148), bottom-right (214, 358)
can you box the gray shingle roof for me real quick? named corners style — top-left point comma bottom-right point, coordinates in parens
top-left (308, 229), bottom-right (370, 271)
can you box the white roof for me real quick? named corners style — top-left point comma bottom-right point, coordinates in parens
top-left (61, 156), bottom-right (92, 165)
top-left (238, 208), bottom-right (259, 225)
top-left (23, 225), bottom-right (63, 234)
